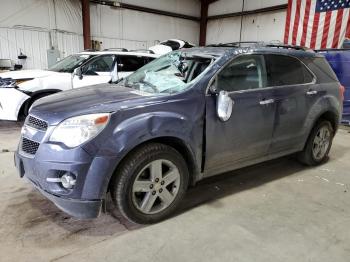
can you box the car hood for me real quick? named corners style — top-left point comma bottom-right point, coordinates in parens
top-left (0, 69), bottom-right (57, 79)
top-left (30, 84), bottom-right (166, 125)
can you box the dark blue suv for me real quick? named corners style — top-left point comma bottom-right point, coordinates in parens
top-left (15, 44), bottom-right (343, 224)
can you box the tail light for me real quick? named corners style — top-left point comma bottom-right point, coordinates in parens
top-left (339, 84), bottom-right (345, 102)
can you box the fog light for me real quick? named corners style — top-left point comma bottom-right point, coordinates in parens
top-left (60, 173), bottom-right (76, 189)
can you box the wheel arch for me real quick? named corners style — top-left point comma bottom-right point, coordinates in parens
top-left (107, 136), bottom-right (200, 194)
top-left (18, 89), bottom-right (62, 118)
top-left (302, 109), bottom-right (339, 151)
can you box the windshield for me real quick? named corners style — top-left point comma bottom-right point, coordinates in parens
top-left (120, 51), bottom-right (214, 95)
top-left (48, 54), bottom-right (93, 73)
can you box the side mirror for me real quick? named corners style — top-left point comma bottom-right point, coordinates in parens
top-left (73, 67), bottom-right (83, 80)
top-left (216, 90), bottom-right (233, 122)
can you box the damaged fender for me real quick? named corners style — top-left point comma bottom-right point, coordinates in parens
top-left (0, 88), bottom-right (30, 120)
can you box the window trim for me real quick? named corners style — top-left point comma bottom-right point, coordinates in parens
top-left (206, 52), bottom-right (317, 95)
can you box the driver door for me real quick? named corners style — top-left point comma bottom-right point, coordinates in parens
top-left (73, 54), bottom-right (117, 88)
top-left (204, 54), bottom-right (276, 176)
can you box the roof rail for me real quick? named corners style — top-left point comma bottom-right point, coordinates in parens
top-left (265, 44), bottom-right (314, 52)
top-left (103, 48), bottom-right (128, 52)
top-left (206, 41), bottom-right (263, 47)
top-left (129, 49), bottom-right (155, 54)
top-left (207, 41), bottom-right (314, 52)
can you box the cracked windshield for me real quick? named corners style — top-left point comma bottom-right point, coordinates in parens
top-left (120, 51), bottom-right (214, 95)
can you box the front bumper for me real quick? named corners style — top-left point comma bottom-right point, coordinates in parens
top-left (0, 88), bottom-right (30, 120)
top-left (14, 151), bottom-right (103, 218)
top-left (14, 134), bottom-right (119, 219)
top-left (31, 178), bottom-right (102, 219)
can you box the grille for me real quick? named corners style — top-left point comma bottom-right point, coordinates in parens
top-left (21, 137), bottom-right (40, 155)
top-left (26, 115), bottom-right (48, 131)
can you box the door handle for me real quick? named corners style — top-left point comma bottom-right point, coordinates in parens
top-left (259, 99), bottom-right (274, 105)
top-left (306, 90), bottom-right (318, 95)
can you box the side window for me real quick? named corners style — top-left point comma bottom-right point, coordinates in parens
top-left (217, 55), bottom-right (266, 92)
top-left (83, 55), bottom-right (115, 75)
top-left (265, 54), bottom-right (314, 86)
top-left (118, 56), bottom-right (147, 72)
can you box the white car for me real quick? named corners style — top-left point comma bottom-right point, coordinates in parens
top-left (149, 39), bottom-right (195, 55)
top-left (0, 49), bottom-right (158, 121)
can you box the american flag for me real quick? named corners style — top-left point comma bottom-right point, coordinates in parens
top-left (284, 0), bottom-right (350, 49)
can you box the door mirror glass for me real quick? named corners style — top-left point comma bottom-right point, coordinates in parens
top-left (217, 90), bottom-right (233, 121)
top-left (73, 67), bottom-right (83, 80)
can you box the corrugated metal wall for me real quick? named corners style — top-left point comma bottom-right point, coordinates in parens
top-left (206, 0), bottom-right (288, 44)
top-left (0, 0), bottom-right (289, 69)
top-left (0, 0), bottom-right (200, 69)
top-left (0, 27), bottom-right (50, 69)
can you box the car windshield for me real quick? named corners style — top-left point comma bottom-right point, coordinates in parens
top-left (48, 54), bottom-right (93, 73)
top-left (120, 51), bottom-right (214, 95)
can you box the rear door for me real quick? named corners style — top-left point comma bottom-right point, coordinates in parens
top-left (204, 54), bottom-right (276, 175)
top-left (264, 54), bottom-right (316, 154)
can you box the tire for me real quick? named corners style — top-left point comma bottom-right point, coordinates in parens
top-left (298, 120), bottom-right (334, 166)
top-left (110, 143), bottom-right (189, 224)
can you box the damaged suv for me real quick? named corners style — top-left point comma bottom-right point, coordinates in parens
top-left (15, 44), bottom-right (343, 224)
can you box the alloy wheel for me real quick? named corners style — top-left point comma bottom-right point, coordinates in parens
top-left (131, 159), bottom-right (181, 215)
top-left (312, 126), bottom-right (331, 161)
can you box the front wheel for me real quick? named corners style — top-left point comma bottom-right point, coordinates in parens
top-left (110, 143), bottom-right (189, 224)
top-left (298, 120), bottom-right (334, 166)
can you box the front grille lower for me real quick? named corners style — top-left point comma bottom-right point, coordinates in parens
top-left (21, 137), bottom-right (40, 155)
top-left (26, 115), bottom-right (48, 131)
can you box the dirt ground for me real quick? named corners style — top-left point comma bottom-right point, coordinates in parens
top-left (0, 122), bottom-right (349, 262)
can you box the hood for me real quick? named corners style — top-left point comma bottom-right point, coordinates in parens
top-left (17, 72), bottom-right (71, 92)
top-left (30, 84), bottom-right (166, 124)
top-left (0, 69), bottom-right (56, 79)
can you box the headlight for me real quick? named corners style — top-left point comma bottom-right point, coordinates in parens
top-left (50, 113), bottom-right (110, 148)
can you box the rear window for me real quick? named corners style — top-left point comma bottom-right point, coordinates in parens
top-left (302, 57), bottom-right (338, 83)
top-left (265, 54), bottom-right (314, 86)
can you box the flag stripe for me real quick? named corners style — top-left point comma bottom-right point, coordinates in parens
top-left (292, 0), bottom-right (302, 45)
top-left (305, 0), bottom-right (316, 48)
top-left (288, 0), bottom-right (298, 44)
top-left (300, 0), bottom-right (312, 46)
top-left (346, 12), bottom-right (350, 38)
top-left (310, 11), bottom-right (320, 49)
top-left (284, 0), bottom-right (293, 43)
top-left (327, 11), bottom-right (338, 48)
top-left (321, 11), bottom-right (332, 49)
top-left (332, 9), bottom-right (344, 48)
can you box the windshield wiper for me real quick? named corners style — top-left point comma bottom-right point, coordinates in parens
top-left (110, 77), bottom-right (124, 84)
top-left (138, 79), bottom-right (159, 92)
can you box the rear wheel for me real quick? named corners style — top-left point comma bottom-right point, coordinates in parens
top-left (298, 120), bottom-right (334, 166)
top-left (110, 143), bottom-right (189, 224)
